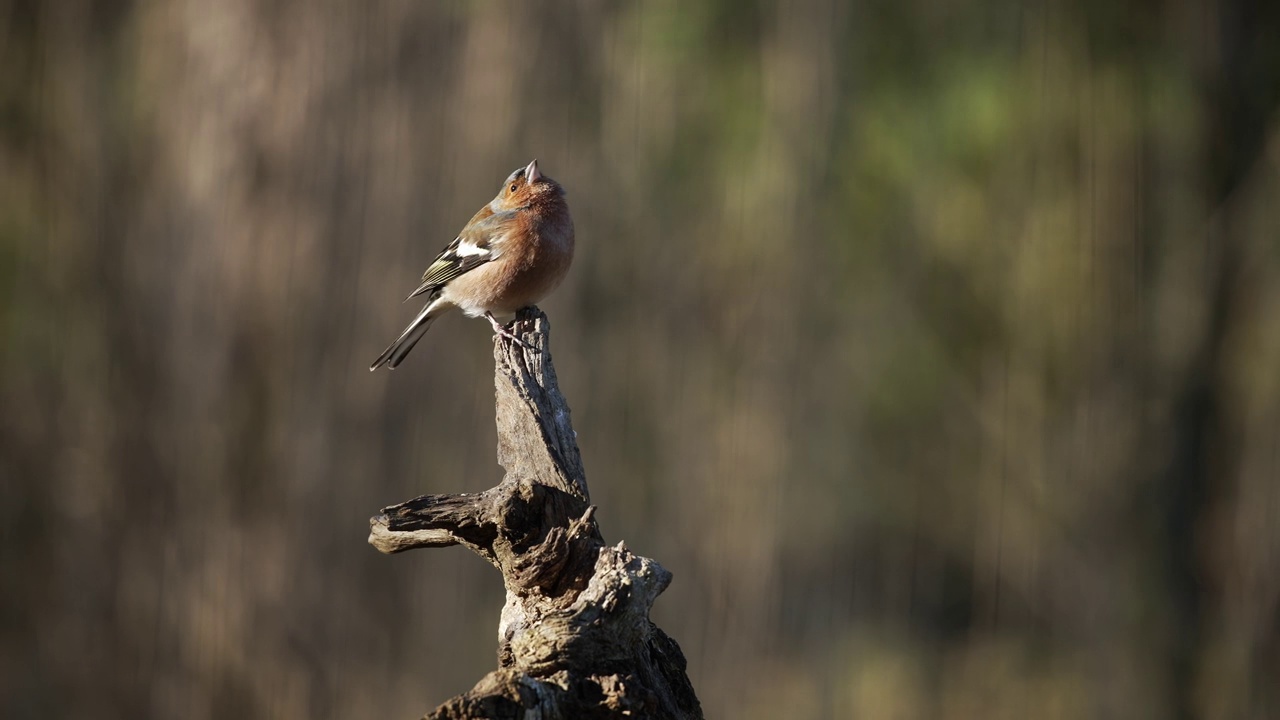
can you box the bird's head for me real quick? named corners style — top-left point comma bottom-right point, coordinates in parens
top-left (493, 159), bottom-right (563, 209)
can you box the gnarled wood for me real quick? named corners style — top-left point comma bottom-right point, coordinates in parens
top-left (369, 308), bottom-right (702, 720)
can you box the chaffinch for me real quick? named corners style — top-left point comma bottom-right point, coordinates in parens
top-left (370, 159), bottom-right (575, 370)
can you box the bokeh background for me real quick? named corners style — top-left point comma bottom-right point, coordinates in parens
top-left (3, 0), bottom-right (1279, 718)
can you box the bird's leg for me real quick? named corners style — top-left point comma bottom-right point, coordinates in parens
top-left (485, 312), bottom-right (539, 351)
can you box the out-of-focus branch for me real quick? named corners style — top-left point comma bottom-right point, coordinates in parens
top-left (368, 307), bottom-right (702, 720)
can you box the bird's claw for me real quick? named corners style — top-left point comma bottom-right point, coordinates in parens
top-left (485, 312), bottom-right (539, 352)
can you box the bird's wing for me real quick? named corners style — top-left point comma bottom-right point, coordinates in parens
top-left (403, 210), bottom-right (518, 302)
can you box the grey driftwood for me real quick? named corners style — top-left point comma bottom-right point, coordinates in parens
top-left (369, 307), bottom-right (703, 720)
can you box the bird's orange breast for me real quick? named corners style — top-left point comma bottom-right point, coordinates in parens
top-left (442, 199), bottom-right (574, 317)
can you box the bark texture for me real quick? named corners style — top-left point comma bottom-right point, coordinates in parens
top-left (369, 308), bottom-right (703, 720)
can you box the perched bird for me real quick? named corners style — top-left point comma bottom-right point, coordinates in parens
top-left (370, 159), bottom-right (574, 370)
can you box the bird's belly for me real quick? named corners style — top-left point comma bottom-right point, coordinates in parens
top-left (442, 242), bottom-right (572, 318)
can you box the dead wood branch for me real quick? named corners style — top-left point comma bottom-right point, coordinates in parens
top-left (369, 307), bottom-right (702, 719)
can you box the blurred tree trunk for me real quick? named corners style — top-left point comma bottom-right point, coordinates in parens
top-left (1164, 0), bottom-right (1280, 717)
top-left (368, 309), bottom-right (703, 720)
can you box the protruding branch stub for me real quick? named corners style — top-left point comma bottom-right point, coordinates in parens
top-left (368, 490), bottom-right (500, 561)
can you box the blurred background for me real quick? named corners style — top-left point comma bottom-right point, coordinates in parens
top-left (2, 0), bottom-right (1279, 718)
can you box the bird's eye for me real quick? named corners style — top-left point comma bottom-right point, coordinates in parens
top-left (509, 183), bottom-right (518, 192)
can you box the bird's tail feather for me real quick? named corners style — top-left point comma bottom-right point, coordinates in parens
top-left (370, 298), bottom-right (445, 370)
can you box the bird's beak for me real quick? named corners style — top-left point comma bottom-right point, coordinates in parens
top-left (525, 159), bottom-right (541, 183)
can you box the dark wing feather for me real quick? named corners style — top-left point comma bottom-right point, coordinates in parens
top-left (403, 210), bottom-right (517, 302)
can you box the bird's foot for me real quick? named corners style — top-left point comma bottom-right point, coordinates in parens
top-left (485, 312), bottom-right (539, 352)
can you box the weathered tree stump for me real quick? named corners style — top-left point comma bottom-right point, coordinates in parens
top-left (369, 308), bottom-right (703, 720)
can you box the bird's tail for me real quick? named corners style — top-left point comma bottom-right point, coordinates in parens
top-left (370, 297), bottom-right (447, 370)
